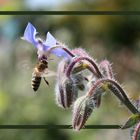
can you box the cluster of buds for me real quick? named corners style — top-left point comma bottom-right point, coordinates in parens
top-left (22, 23), bottom-right (140, 132)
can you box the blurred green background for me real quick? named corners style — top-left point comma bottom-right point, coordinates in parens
top-left (0, 0), bottom-right (140, 140)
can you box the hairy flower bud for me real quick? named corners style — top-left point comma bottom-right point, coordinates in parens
top-left (55, 75), bottom-right (78, 108)
top-left (72, 95), bottom-right (95, 131)
top-left (87, 77), bottom-right (105, 108)
top-left (55, 59), bottom-right (79, 108)
top-left (55, 54), bottom-right (88, 108)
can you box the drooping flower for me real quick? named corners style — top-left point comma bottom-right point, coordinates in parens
top-left (22, 22), bottom-right (70, 59)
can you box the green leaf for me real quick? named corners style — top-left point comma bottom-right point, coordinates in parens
top-left (121, 114), bottom-right (140, 129)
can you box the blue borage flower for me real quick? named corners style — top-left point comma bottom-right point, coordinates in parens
top-left (22, 22), bottom-right (70, 59)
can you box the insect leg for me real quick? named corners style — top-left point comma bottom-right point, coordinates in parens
top-left (43, 77), bottom-right (49, 86)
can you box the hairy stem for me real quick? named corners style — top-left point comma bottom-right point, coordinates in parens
top-left (66, 56), bottom-right (102, 78)
top-left (87, 78), bottom-right (139, 114)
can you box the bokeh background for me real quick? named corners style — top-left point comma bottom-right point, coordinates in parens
top-left (0, 0), bottom-right (140, 140)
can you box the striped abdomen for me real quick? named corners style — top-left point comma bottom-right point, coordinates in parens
top-left (31, 75), bottom-right (41, 91)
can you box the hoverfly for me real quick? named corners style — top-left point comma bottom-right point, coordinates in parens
top-left (31, 58), bottom-right (51, 92)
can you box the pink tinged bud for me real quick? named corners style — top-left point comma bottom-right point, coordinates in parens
top-left (87, 79), bottom-right (105, 108)
top-left (55, 82), bottom-right (65, 108)
top-left (55, 59), bottom-right (78, 108)
top-left (92, 86), bottom-right (106, 107)
top-left (92, 94), bottom-right (102, 108)
top-left (55, 76), bottom-right (78, 108)
top-left (72, 95), bottom-right (95, 131)
top-left (99, 60), bottom-right (114, 79)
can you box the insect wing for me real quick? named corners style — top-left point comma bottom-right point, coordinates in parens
top-left (42, 69), bottom-right (56, 78)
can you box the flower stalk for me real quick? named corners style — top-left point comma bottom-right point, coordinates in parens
top-left (87, 78), bottom-right (139, 114)
top-left (66, 56), bottom-right (102, 78)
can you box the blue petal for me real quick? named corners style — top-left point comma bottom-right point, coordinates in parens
top-left (44, 32), bottom-right (57, 48)
top-left (45, 32), bottom-right (69, 57)
top-left (22, 22), bottom-right (38, 48)
top-left (51, 48), bottom-right (70, 58)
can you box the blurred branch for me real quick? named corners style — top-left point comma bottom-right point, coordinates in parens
top-left (0, 124), bottom-right (122, 129)
top-left (0, 11), bottom-right (140, 15)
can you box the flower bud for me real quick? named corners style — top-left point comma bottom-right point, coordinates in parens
top-left (87, 78), bottom-right (105, 108)
top-left (55, 75), bottom-right (78, 108)
top-left (55, 59), bottom-right (78, 108)
top-left (72, 95), bottom-right (95, 131)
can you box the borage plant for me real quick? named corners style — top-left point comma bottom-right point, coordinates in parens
top-left (22, 23), bottom-right (140, 138)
